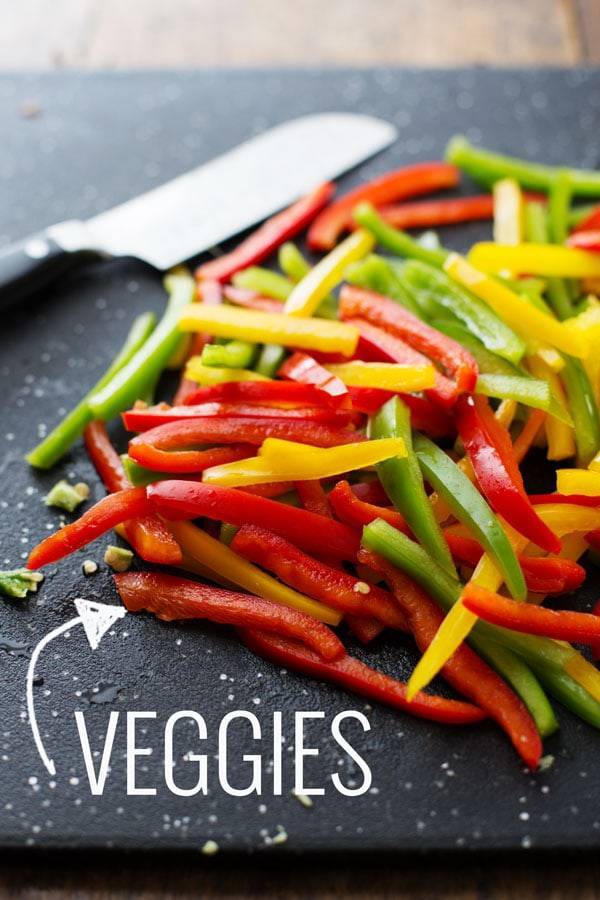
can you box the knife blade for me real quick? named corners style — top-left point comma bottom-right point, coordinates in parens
top-left (0, 113), bottom-right (396, 308)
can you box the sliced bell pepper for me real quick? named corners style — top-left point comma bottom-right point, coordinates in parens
top-left (201, 437), bottom-right (406, 487)
top-left (241, 629), bottom-right (485, 726)
top-left (122, 402), bottom-right (355, 432)
top-left (232, 267), bottom-right (294, 301)
top-left (323, 361), bottom-right (435, 392)
top-left (565, 302), bottom-right (600, 407)
top-left (307, 161), bottom-right (459, 251)
top-left (493, 178), bottom-right (525, 245)
top-left (530, 493), bottom-right (600, 507)
top-left (223, 285), bottom-right (284, 314)
top-left (446, 135), bottom-right (600, 197)
top-left (200, 340), bottom-right (257, 369)
top-left (346, 615), bottom-right (385, 644)
top-left (340, 285), bottom-right (478, 394)
top-left (345, 317), bottom-right (458, 411)
top-left (278, 352), bottom-right (350, 405)
top-left (462, 584), bottom-right (600, 645)
top-left (557, 468), bottom-right (600, 496)
top-left (295, 480), bottom-right (332, 518)
top-left (88, 270), bottom-right (195, 421)
top-left (83, 421), bottom-right (182, 566)
top-left (345, 254), bottom-right (421, 316)
top-left (524, 199), bottom-right (574, 321)
top-left (195, 182), bottom-right (333, 282)
top-left (527, 354), bottom-right (576, 460)
top-left (353, 202), bottom-right (449, 268)
top-left (560, 357), bottom-right (600, 467)
top-left (573, 204), bottom-right (600, 232)
top-left (27, 311), bottom-right (156, 469)
top-left (414, 434), bottom-right (526, 600)
top-left (456, 395), bottom-right (561, 553)
top-left (511, 409), bottom-right (547, 463)
top-left (185, 359), bottom-right (269, 386)
top-left (277, 242), bottom-right (339, 318)
top-left (329, 479), bottom-right (407, 534)
top-left (370, 398), bottom-right (456, 576)
top-left (468, 242), bottom-right (600, 279)
top-left (231, 525), bottom-right (408, 630)
top-left (169, 520), bottom-right (339, 624)
top-left (401, 260), bottom-right (526, 364)
top-left (475, 374), bottom-right (558, 420)
top-left (360, 548), bottom-right (542, 768)
top-left (28, 487), bottom-right (150, 569)
top-left (179, 304), bottom-right (359, 357)
top-left (283, 229), bottom-right (374, 317)
top-left (254, 343), bottom-right (287, 378)
top-left (444, 253), bottom-right (589, 358)
top-left (181, 379), bottom-right (343, 409)
top-left (378, 195), bottom-right (495, 231)
top-left (148, 480), bottom-right (360, 561)
top-left (114, 570), bottom-right (343, 660)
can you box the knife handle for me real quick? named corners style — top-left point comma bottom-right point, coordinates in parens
top-left (0, 225), bottom-right (100, 310)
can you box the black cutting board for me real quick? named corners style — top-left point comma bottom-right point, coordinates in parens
top-left (1, 69), bottom-right (600, 856)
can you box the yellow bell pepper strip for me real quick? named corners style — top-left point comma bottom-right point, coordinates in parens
top-left (179, 304), bottom-right (359, 357)
top-left (494, 398), bottom-right (518, 429)
top-left (184, 358), bottom-right (269, 385)
top-left (282, 229), bottom-right (374, 317)
top-left (202, 437), bottom-right (406, 487)
top-left (493, 178), bottom-right (524, 245)
top-left (557, 468), bottom-right (600, 496)
top-left (444, 253), bottom-right (589, 358)
top-left (26, 311), bottom-right (156, 469)
top-left (88, 269), bottom-right (195, 421)
top-left (590, 450), bottom-right (600, 473)
top-left (168, 520), bottom-right (341, 625)
top-left (278, 242), bottom-right (339, 320)
top-left (565, 301), bottom-right (600, 406)
top-left (323, 361), bottom-right (435, 393)
top-left (469, 242), bottom-right (600, 279)
top-left (527, 354), bottom-right (576, 460)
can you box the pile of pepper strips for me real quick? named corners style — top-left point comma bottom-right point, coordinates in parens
top-left (25, 137), bottom-right (600, 770)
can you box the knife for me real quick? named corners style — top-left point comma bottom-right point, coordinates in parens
top-left (0, 113), bottom-right (396, 308)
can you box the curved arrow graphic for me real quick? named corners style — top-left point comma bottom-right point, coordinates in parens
top-left (27, 599), bottom-right (127, 776)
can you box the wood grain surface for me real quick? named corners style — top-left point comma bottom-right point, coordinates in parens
top-left (1, 1), bottom-right (600, 897)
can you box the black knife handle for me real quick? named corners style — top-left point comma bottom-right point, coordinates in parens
top-left (0, 229), bottom-right (100, 310)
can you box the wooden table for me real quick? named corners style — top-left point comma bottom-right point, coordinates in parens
top-left (1, 1), bottom-right (600, 896)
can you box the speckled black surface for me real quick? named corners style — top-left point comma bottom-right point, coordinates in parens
top-left (1, 69), bottom-right (600, 855)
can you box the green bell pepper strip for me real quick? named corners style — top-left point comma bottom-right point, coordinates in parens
top-left (219, 522), bottom-right (239, 545)
top-left (88, 269), bottom-right (195, 421)
top-left (446, 135), bottom-right (600, 197)
top-left (370, 398), bottom-right (456, 577)
top-left (354, 203), bottom-right (449, 268)
top-left (201, 340), bottom-right (257, 369)
top-left (476, 374), bottom-right (572, 424)
top-left (525, 200), bottom-right (574, 320)
top-left (344, 254), bottom-right (421, 316)
top-left (26, 311), bottom-right (156, 469)
top-left (362, 520), bottom-right (556, 734)
top-left (537, 667), bottom-right (600, 730)
top-left (232, 266), bottom-right (294, 301)
top-left (121, 455), bottom-right (179, 487)
top-left (432, 319), bottom-right (523, 376)
top-left (561, 356), bottom-right (600, 467)
top-left (277, 242), bottom-right (338, 319)
top-left (548, 170), bottom-right (572, 244)
top-left (400, 260), bottom-right (526, 364)
top-left (254, 344), bottom-right (287, 378)
top-left (413, 434), bottom-right (526, 600)
top-left (466, 636), bottom-right (558, 738)
top-left (361, 520), bottom-right (588, 675)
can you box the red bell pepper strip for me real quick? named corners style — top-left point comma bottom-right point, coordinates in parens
top-left (567, 230), bottom-right (600, 253)
top-left (444, 530), bottom-right (585, 594)
top-left (346, 615), bottom-right (386, 644)
top-left (573, 205), bottom-right (600, 233)
top-left (307, 162), bottom-right (459, 251)
top-left (241, 481), bottom-right (294, 498)
top-left (360, 548), bottom-right (542, 769)
top-left (328, 479), bottom-right (409, 534)
top-left (529, 493), bottom-right (600, 507)
top-left (278, 352), bottom-right (350, 406)
top-left (181, 380), bottom-right (347, 409)
top-left (295, 479), bottom-right (332, 518)
top-left (339, 285), bottom-right (478, 396)
top-left (346, 316), bottom-right (458, 410)
top-left (128, 417), bottom-right (362, 472)
top-left (379, 194), bottom-right (495, 230)
top-left (122, 401), bottom-right (355, 432)
top-left (240, 628), bottom-right (485, 726)
top-left (83, 421), bottom-right (182, 566)
top-left (462, 584), bottom-right (600, 645)
top-left (173, 281), bottom-right (223, 404)
top-left (223, 285), bottom-right (283, 314)
top-left (28, 487), bottom-right (150, 569)
top-left (351, 480), bottom-right (390, 505)
top-left (149, 481), bottom-right (360, 561)
top-left (456, 395), bottom-right (561, 554)
top-left (114, 571), bottom-right (344, 661)
top-left (346, 386), bottom-right (393, 415)
top-left (196, 182), bottom-right (334, 282)
top-left (231, 524), bottom-right (406, 629)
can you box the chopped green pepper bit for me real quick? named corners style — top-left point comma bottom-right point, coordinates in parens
top-left (254, 344), bottom-right (287, 379)
top-left (0, 569), bottom-right (43, 599)
top-left (104, 545), bottom-right (133, 572)
top-left (201, 340), bottom-right (257, 369)
top-left (26, 311), bottom-right (156, 469)
top-left (44, 480), bottom-right (89, 513)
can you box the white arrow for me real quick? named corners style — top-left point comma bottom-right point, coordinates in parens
top-left (27, 599), bottom-right (127, 776)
